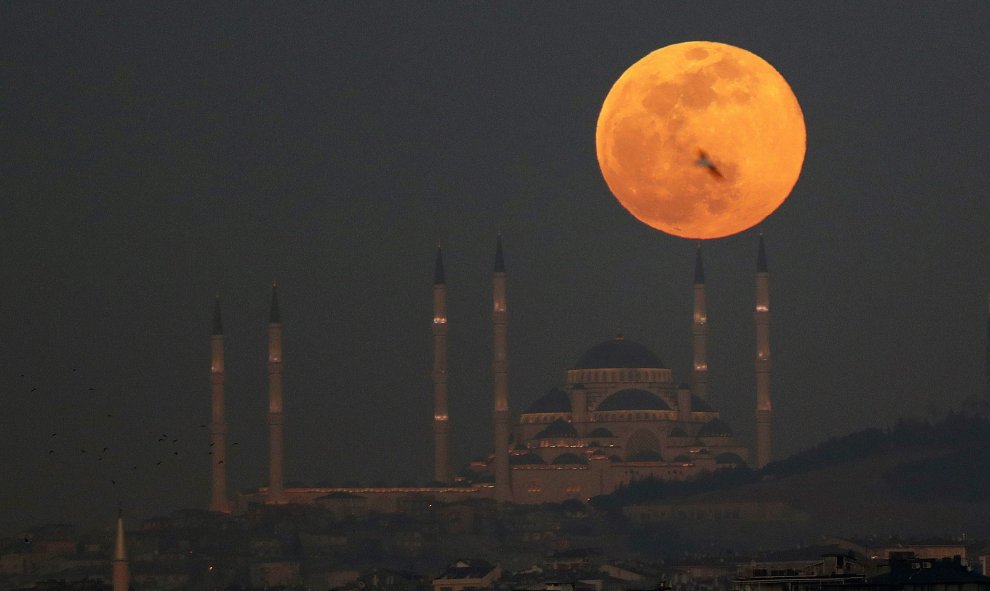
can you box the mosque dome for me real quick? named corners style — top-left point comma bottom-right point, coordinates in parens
top-left (690, 395), bottom-right (715, 413)
top-left (698, 418), bottom-right (734, 437)
top-left (535, 418), bottom-right (579, 439)
top-left (510, 453), bottom-right (546, 465)
top-left (524, 388), bottom-right (571, 414)
top-left (574, 335), bottom-right (664, 369)
top-left (597, 389), bottom-right (671, 412)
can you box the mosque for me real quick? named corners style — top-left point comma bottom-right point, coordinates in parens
top-left (210, 236), bottom-right (773, 511)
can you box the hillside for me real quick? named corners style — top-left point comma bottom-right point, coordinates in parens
top-left (598, 412), bottom-right (990, 541)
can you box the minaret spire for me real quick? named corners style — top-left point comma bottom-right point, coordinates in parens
top-left (494, 232), bottom-right (505, 273)
top-left (270, 282), bottom-right (281, 323)
top-left (434, 243), bottom-right (446, 285)
top-left (691, 244), bottom-right (710, 402)
top-left (432, 245), bottom-right (451, 483)
top-left (694, 242), bottom-right (706, 284)
top-left (757, 233), bottom-right (768, 273)
top-left (754, 233), bottom-right (772, 468)
top-left (112, 508), bottom-right (129, 591)
top-left (209, 295), bottom-right (230, 513)
top-left (986, 294), bottom-right (990, 401)
top-left (267, 283), bottom-right (286, 503)
top-left (492, 234), bottom-right (512, 501)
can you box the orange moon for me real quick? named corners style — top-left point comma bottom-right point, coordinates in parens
top-left (596, 41), bottom-right (806, 239)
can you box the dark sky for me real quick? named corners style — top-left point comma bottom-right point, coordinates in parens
top-left (2, 3), bottom-right (988, 532)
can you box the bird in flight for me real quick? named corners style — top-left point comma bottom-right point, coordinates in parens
top-left (695, 149), bottom-right (724, 179)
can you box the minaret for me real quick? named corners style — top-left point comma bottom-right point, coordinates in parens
top-left (691, 244), bottom-right (709, 402)
top-left (267, 283), bottom-right (286, 503)
top-left (112, 508), bottom-right (129, 591)
top-left (754, 234), bottom-right (772, 468)
top-left (492, 234), bottom-right (512, 502)
top-left (209, 296), bottom-right (230, 513)
top-left (432, 245), bottom-right (451, 483)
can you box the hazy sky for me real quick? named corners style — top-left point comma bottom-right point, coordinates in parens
top-left (2, 3), bottom-right (988, 532)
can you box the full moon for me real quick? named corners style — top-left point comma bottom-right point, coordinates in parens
top-left (596, 41), bottom-right (806, 239)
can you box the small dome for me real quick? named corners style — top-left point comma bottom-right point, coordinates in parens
top-left (510, 453), bottom-right (546, 465)
top-left (698, 418), bottom-right (734, 437)
top-left (690, 395), bottom-right (715, 412)
top-left (597, 389), bottom-right (671, 412)
top-left (551, 452), bottom-right (588, 465)
top-left (627, 449), bottom-right (664, 462)
top-left (535, 418), bottom-right (579, 439)
top-left (669, 427), bottom-right (689, 438)
top-left (715, 452), bottom-right (746, 465)
top-left (524, 387), bottom-right (571, 414)
top-left (574, 335), bottom-right (664, 369)
top-left (585, 427), bottom-right (616, 438)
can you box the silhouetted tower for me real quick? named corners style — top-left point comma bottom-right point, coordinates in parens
top-left (691, 244), bottom-right (709, 402)
top-left (754, 234), bottom-right (772, 468)
top-left (112, 508), bottom-right (129, 591)
top-left (492, 234), bottom-right (512, 501)
top-left (209, 296), bottom-right (230, 513)
top-left (432, 246), bottom-right (451, 483)
top-left (267, 284), bottom-right (286, 503)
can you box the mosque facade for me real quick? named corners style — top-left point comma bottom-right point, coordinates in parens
top-left (223, 236), bottom-right (772, 510)
top-left (489, 334), bottom-right (750, 502)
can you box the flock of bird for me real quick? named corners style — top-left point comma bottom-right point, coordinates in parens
top-left (27, 367), bottom-right (240, 497)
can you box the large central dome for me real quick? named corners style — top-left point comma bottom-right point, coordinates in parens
top-left (574, 335), bottom-right (664, 369)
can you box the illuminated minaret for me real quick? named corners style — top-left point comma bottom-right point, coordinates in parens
top-left (267, 283), bottom-right (286, 504)
top-left (209, 296), bottom-right (230, 513)
top-left (754, 234), bottom-right (772, 468)
top-left (432, 245), bottom-right (451, 483)
top-left (691, 244), bottom-right (709, 402)
top-left (112, 508), bottom-right (129, 591)
top-left (492, 234), bottom-right (512, 502)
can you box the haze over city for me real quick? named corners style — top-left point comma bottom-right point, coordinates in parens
top-left (2, 2), bottom-right (989, 535)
